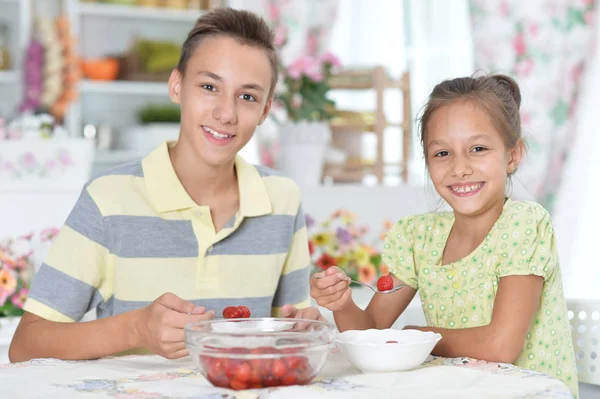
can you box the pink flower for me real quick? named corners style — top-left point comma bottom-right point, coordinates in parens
top-left (584, 10), bottom-right (595, 26)
top-left (57, 149), bottom-right (72, 166)
top-left (267, 2), bottom-right (280, 21)
top-left (499, 0), bottom-right (510, 16)
top-left (319, 52), bottom-right (342, 68)
top-left (287, 57), bottom-right (308, 80)
top-left (1, 162), bottom-right (14, 172)
top-left (273, 25), bottom-right (287, 48)
top-left (40, 227), bottom-right (60, 242)
top-left (571, 63), bottom-right (584, 83)
top-left (0, 269), bottom-right (17, 298)
top-left (513, 34), bottom-right (526, 56)
top-left (514, 59), bottom-right (533, 77)
top-left (21, 152), bottom-right (37, 168)
top-left (11, 288), bottom-right (28, 309)
top-left (528, 23), bottom-right (539, 36)
top-left (0, 290), bottom-right (8, 307)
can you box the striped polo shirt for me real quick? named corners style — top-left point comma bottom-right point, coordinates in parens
top-left (24, 142), bottom-right (311, 322)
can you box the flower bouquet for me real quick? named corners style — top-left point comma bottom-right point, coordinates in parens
top-left (306, 210), bottom-right (392, 286)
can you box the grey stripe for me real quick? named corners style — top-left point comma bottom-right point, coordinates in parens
top-left (223, 215), bottom-right (236, 229)
top-left (28, 263), bottom-right (104, 321)
top-left (254, 164), bottom-right (288, 177)
top-left (210, 214), bottom-right (295, 256)
top-left (65, 188), bottom-right (109, 248)
top-left (272, 266), bottom-right (310, 307)
top-left (109, 296), bottom-right (275, 318)
top-left (96, 295), bottom-right (115, 319)
top-left (294, 205), bottom-right (306, 233)
top-left (107, 215), bottom-right (198, 258)
top-left (95, 160), bottom-right (144, 178)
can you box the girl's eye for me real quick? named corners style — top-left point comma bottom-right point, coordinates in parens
top-left (434, 150), bottom-right (449, 157)
top-left (240, 93), bottom-right (256, 102)
top-left (201, 84), bottom-right (216, 91)
top-left (472, 146), bottom-right (487, 153)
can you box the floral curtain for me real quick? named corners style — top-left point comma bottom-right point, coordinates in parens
top-left (470, 0), bottom-right (597, 211)
top-left (264, 0), bottom-right (339, 63)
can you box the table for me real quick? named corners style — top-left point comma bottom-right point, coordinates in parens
top-left (0, 350), bottom-right (573, 398)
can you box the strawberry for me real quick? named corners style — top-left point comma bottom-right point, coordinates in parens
top-left (377, 275), bottom-right (394, 292)
top-left (223, 306), bottom-right (242, 319)
top-left (386, 340), bottom-right (398, 344)
top-left (238, 306), bottom-right (251, 318)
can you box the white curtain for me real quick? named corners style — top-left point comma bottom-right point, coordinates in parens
top-left (553, 18), bottom-right (600, 300)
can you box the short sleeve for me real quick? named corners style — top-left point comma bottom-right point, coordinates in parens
top-left (382, 216), bottom-right (418, 289)
top-left (496, 203), bottom-right (557, 280)
top-left (23, 185), bottom-right (110, 322)
top-left (271, 202), bottom-right (310, 316)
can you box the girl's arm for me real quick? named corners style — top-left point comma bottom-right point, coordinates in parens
top-left (406, 275), bottom-right (543, 363)
top-left (334, 273), bottom-right (418, 331)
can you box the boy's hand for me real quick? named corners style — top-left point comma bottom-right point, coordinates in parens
top-left (280, 304), bottom-right (326, 322)
top-left (310, 266), bottom-right (352, 311)
top-left (134, 292), bottom-right (214, 359)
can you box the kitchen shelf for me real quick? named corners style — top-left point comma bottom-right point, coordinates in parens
top-left (79, 80), bottom-right (169, 96)
top-left (0, 71), bottom-right (19, 84)
top-left (78, 3), bottom-right (205, 22)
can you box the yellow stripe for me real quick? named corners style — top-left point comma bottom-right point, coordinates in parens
top-left (112, 253), bottom-right (287, 301)
top-left (23, 298), bottom-right (74, 322)
top-left (88, 175), bottom-right (177, 218)
top-left (45, 226), bottom-right (108, 288)
top-left (262, 176), bottom-right (301, 216)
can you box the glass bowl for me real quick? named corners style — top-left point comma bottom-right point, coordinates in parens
top-left (185, 318), bottom-right (335, 390)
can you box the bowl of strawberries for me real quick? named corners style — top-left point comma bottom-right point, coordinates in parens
top-left (185, 316), bottom-right (335, 390)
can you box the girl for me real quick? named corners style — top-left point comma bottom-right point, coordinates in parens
top-left (310, 74), bottom-right (578, 398)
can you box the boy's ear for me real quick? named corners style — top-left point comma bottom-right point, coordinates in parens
top-left (258, 98), bottom-right (273, 125)
top-left (168, 69), bottom-right (182, 104)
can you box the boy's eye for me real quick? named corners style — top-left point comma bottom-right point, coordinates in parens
top-left (201, 84), bottom-right (216, 91)
top-left (434, 150), bottom-right (449, 157)
top-left (471, 146), bottom-right (487, 153)
top-left (239, 93), bottom-right (256, 102)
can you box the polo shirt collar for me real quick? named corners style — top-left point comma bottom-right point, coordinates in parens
top-left (142, 142), bottom-right (272, 217)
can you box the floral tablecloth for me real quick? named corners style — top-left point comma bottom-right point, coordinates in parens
top-left (0, 350), bottom-right (573, 399)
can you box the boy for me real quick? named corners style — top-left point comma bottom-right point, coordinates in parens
top-left (10, 8), bottom-right (321, 362)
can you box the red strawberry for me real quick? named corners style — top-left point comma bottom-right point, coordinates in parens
top-left (386, 340), bottom-right (398, 344)
top-left (223, 306), bottom-right (242, 319)
top-left (377, 275), bottom-right (394, 292)
top-left (238, 306), bottom-right (251, 318)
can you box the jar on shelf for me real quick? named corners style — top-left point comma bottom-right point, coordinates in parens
top-left (0, 23), bottom-right (10, 71)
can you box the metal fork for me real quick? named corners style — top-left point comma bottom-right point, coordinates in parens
top-left (312, 275), bottom-right (404, 294)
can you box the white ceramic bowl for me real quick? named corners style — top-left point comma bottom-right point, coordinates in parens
top-left (335, 329), bottom-right (442, 373)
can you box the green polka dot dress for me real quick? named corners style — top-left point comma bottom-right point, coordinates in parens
top-left (382, 199), bottom-right (578, 397)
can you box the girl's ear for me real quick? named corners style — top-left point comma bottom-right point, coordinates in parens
top-left (507, 139), bottom-right (525, 175)
top-left (168, 69), bottom-right (182, 105)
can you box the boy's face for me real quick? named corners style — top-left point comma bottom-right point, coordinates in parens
top-left (169, 35), bottom-right (272, 167)
top-left (425, 101), bottom-right (522, 218)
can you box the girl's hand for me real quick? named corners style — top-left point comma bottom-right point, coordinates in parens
top-left (310, 266), bottom-right (353, 311)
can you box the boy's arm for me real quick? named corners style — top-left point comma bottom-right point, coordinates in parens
top-left (271, 204), bottom-right (311, 317)
top-left (406, 275), bottom-right (543, 363)
top-left (10, 293), bottom-right (213, 362)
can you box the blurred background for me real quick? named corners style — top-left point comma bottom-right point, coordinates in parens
top-left (0, 0), bottom-right (598, 393)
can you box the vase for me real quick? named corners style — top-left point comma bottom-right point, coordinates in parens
top-left (277, 121), bottom-right (331, 187)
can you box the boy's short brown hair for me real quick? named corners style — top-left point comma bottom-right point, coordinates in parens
top-left (177, 7), bottom-right (279, 99)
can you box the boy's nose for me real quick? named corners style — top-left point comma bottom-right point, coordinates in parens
top-left (212, 97), bottom-right (238, 125)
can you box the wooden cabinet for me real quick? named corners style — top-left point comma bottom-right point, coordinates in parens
top-left (325, 67), bottom-right (411, 184)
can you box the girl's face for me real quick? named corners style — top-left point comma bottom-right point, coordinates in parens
top-left (168, 35), bottom-right (273, 167)
top-left (425, 101), bottom-right (523, 218)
